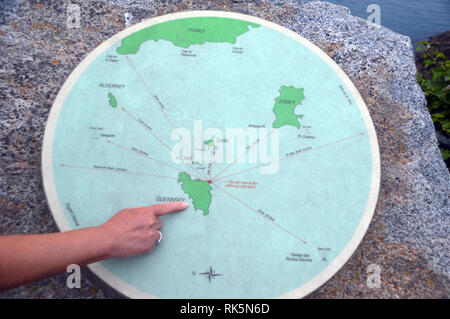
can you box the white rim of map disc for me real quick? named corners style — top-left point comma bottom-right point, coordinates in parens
top-left (42, 10), bottom-right (380, 299)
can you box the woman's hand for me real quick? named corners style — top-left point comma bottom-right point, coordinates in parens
top-left (100, 202), bottom-right (188, 258)
top-left (0, 201), bottom-right (188, 290)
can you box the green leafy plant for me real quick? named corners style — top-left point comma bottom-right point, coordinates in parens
top-left (442, 148), bottom-right (450, 161)
top-left (416, 41), bottom-right (450, 165)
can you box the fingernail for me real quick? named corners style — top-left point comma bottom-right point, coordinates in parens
top-left (182, 202), bottom-right (189, 209)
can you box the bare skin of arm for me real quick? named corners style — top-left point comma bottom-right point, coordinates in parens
top-left (0, 201), bottom-right (188, 291)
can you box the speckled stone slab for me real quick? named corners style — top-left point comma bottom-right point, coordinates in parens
top-left (0, 0), bottom-right (448, 298)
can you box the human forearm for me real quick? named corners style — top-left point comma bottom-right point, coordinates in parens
top-left (0, 226), bottom-right (112, 290)
top-left (0, 201), bottom-right (187, 291)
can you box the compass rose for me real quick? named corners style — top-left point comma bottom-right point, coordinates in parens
top-left (200, 266), bottom-right (223, 283)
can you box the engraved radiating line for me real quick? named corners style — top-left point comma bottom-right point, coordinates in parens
top-left (216, 132), bottom-right (365, 181)
top-left (126, 56), bottom-right (210, 180)
top-left (121, 107), bottom-right (173, 151)
top-left (107, 140), bottom-right (193, 176)
top-left (208, 150), bottom-right (216, 182)
top-left (65, 73), bottom-right (207, 180)
top-left (120, 107), bottom-right (209, 180)
top-left (125, 55), bottom-right (175, 129)
top-left (213, 183), bottom-right (308, 245)
top-left (59, 164), bottom-right (178, 179)
top-left (209, 179), bottom-right (227, 183)
top-left (213, 129), bottom-right (275, 180)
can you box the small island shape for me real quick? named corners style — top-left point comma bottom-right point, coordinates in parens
top-left (178, 172), bottom-right (212, 215)
top-left (204, 139), bottom-right (217, 150)
top-left (272, 85), bottom-right (305, 129)
top-left (107, 92), bottom-right (117, 108)
top-left (116, 17), bottom-right (260, 55)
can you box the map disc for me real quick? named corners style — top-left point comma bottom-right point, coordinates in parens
top-left (42, 11), bottom-right (380, 298)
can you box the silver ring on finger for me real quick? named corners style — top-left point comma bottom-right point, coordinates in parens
top-left (154, 230), bottom-right (162, 247)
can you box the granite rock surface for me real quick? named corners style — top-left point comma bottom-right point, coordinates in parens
top-left (0, 0), bottom-right (448, 298)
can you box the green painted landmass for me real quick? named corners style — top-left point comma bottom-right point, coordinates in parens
top-left (107, 92), bottom-right (117, 108)
top-left (204, 139), bottom-right (216, 150)
top-left (272, 86), bottom-right (305, 129)
top-left (116, 17), bottom-right (260, 55)
top-left (178, 172), bottom-right (212, 216)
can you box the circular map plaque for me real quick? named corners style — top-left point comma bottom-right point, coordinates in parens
top-left (42, 11), bottom-right (380, 298)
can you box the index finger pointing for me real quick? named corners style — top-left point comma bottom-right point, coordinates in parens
top-left (152, 201), bottom-right (189, 216)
